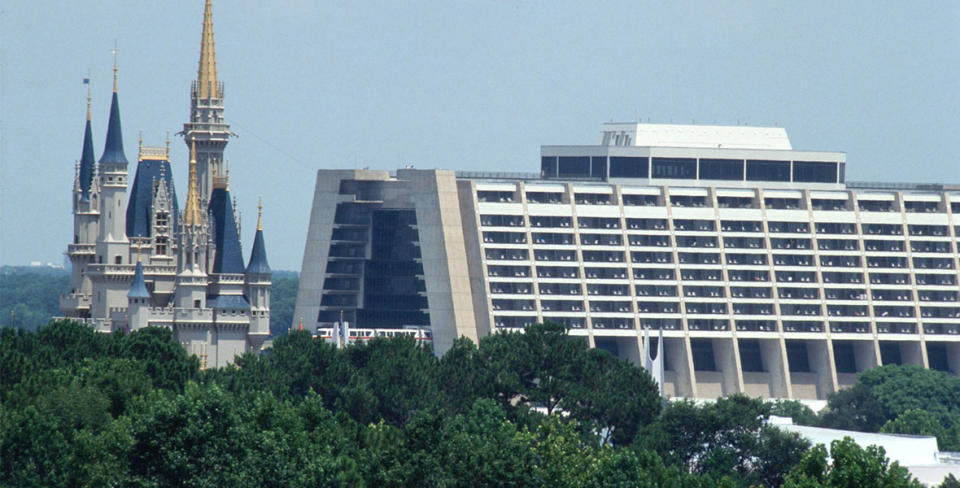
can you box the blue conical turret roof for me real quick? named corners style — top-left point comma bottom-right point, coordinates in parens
top-left (246, 227), bottom-right (270, 275)
top-left (128, 260), bottom-right (151, 299)
top-left (79, 119), bottom-right (96, 200)
top-left (99, 91), bottom-right (128, 165)
top-left (208, 187), bottom-right (246, 274)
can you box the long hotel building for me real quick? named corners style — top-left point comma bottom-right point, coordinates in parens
top-left (295, 123), bottom-right (960, 400)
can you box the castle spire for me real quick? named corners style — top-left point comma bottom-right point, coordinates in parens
top-left (197, 0), bottom-right (218, 99)
top-left (79, 80), bottom-right (96, 200)
top-left (184, 140), bottom-right (202, 225)
top-left (257, 196), bottom-right (263, 231)
top-left (246, 197), bottom-right (270, 275)
top-left (100, 47), bottom-right (128, 165)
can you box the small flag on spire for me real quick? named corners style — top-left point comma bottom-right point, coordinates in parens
top-left (83, 78), bottom-right (90, 84)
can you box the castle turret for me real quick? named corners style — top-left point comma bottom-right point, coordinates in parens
top-left (62, 84), bottom-right (100, 318)
top-left (245, 198), bottom-right (271, 346)
top-left (127, 253), bottom-right (152, 331)
top-left (174, 141), bottom-right (210, 310)
top-left (182, 0), bottom-right (231, 208)
top-left (96, 57), bottom-right (130, 266)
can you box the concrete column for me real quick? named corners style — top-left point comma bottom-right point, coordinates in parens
top-left (854, 340), bottom-right (879, 372)
top-left (946, 343), bottom-right (960, 375)
top-left (810, 339), bottom-right (838, 399)
top-left (900, 341), bottom-right (925, 367)
top-left (669, 336), bottom-right (696, 398)
top-left (714, 337), bottom-right (742, 396)
top-left (760, 338), bottom-right (790, 398)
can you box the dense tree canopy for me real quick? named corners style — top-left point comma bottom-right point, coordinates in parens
top-left (0, 320), bottom-right (938, 487)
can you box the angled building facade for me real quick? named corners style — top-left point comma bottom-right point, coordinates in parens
top-left (295, 122), bottom-right (960, 400)
top-left (60, 0), bottom-right (270, 368)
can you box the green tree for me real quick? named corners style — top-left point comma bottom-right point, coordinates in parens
top-left (783, 437), bottom-right (922, 488)
top-left (770, 399), bottom-right (819, 426)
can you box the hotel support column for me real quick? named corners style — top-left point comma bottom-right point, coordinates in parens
top-left (708, 186), bottom-right (744, 396)
top-left (664, 185), bottom-right (697, 397)
top-left (805, 189), bottom-right (840, 396)
top-left (567, 182), bottom-right (594, 348)
top-left (899, 191), bottom-right (928, 368)
top-left (756, 187), bottom-right (791, 398)
top-left (852, 189), bottom-right (884, 370)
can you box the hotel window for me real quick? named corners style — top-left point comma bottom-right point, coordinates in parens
top-left (746, 160), bottom-right (790, 182)
top-left (651, 157), bottom-right (696, 179)
top-left (558, 156), bottom-right (590, 178)
top-left (699, 158), bottom-right (743, 180)
top-left (609, 156), bottom-right (648, 178)
top-left (793, 161), bottom-right (838, 183)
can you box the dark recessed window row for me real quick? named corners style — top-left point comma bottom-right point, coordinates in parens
top-left (911, 241), bottom-right (953, 253)
top-left (580, 234), bottom-right (623, 246)
top-left (584, 267), bottom-right (627, 279)
top-left (864, 240), bottom-right (904, 252)
top-left (683, 285), bottom-right (725, 298)
top-left (674, 219), bottom-right (715, 231)
top-left (487, 265), bottom-right (530, 278)
top-left (532, 233), bottom-right (574, 245)
top-left (494, 316), bottom-right (539, 328)
top-left (772, 254), bottom-right (813, 266)
top-left (877, 323), bottom-right (916, 334)
top-left (780, 304), bottom-right (822, 316)
top-left (636, 284), bottom-right (677, 296)
top-left (829, 322), bottom-right (870, 334)
top-left (905, 201), bottom-right (939, 213)
top-left (778, 287), bottom-right (818, 299)
top-left (540, 300), bottom-right (584, 312)
top-left (676, 235), bottom-right (718, 248)
top-left (589, 300), bottom-right (633, 313)
top-left (770, 237), bottom-right (811, 249)
top-left (818, 239), bottom-right (858, 251)
top-left (480, 214), bottom-right (525, 227)
top-left (685, 302), bottom-right (729, 315)
top-left (492, 299), bottom-right (536, 311)
top-left (587, 284), bottom-right (630, 297)
top-left (547, 155), bottom-right (842, 183)
top-left (916, 273), bottom-right (957, 286)
top-left (870, 272), bottom-right (910, 285)
top-left (811, 199), bottom-right (847, 211)
top-left (536, 266), bottom-right (579, 278)
top-left (483, 231), bottom-right (526, 244)
top-left (873, 289), bottom-right (914, 301)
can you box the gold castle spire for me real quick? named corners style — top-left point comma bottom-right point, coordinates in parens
top-left (112, 42), bottom-right (119, 93)
top-left (86, 72), bottom-right (92, 121)
top-left (197, 0), bottom-right (218, 99)
top-left (184, 140), bottom-right (202, 225)
top-left (257, 196), bottom-right (263, 231)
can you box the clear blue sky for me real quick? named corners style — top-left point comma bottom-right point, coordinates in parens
top-left (1, 1), bottom-right (958, 270)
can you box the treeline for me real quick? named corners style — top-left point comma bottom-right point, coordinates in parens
top-left (0, 267), bottom-right (70, 331)
top-left (0, 268), bottom-right (298, 336)
top-left (1, 321), bottom-right (933, 487)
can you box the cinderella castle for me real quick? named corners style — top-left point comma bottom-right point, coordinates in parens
top-left (59, 0), bottom-right (271, 368)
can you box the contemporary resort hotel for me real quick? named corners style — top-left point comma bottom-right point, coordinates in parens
top-left (294, 122), bottom-right (960, 400)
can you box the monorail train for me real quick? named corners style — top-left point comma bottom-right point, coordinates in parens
top-left (315, 326), bottom-right (433, 346)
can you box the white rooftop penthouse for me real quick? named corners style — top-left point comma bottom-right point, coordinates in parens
top-left (600, 122), bottom-right (793, 150)
top-left (541, 123), bottom-right (845, 190)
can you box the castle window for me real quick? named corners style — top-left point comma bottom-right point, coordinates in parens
top-left (114, 255), bottom-right (122, 265)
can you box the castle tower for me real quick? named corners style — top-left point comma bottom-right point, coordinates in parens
top-left (126, 137), bottom-right (179, 260)
top-left (245, 198), bottom-right (272, 349)
top-left (63, 84), bottom-right (101, 317)
top-left (174, 141), bottom-right (210, 309)
top-left (207, 163), bottom-right (247, 300)
top-left (182, 0), bottom-right (231, 208)
top-left (127, 252), bottom-right (152, 331)
top-left (96, 57), bottom-right (130, 266)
